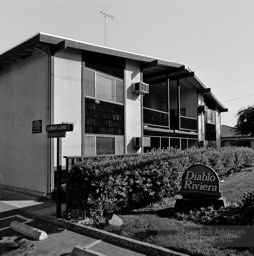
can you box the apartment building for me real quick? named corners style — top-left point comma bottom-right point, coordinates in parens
top-left (0, 33), bottom-right (227, 195)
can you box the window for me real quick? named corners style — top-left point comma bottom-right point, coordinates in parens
top-left (181, 139), bottom-right (187, 150)
top-left (116, 79), bottom-right (124, 103)
top-left (84, 69), bottom-right (95, 97)
top-left (161, 138), bottom-right (169, 149)
top-left (171, 138), bottom-right (180, 148)
top-left (206, 109), bottom-right (215, 124)
top-left (85, 135), bottom-right (124, 156)
top-left (84, 68), bottom-right (124, 104)
top-left (96, 137), bottom-right (115, 155)
top-left (97, 73), bottom-right (115, 101)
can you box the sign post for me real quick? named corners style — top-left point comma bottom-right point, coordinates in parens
top-left (46, 123), bottom-right (74, 218)
top-left (56, 137), bottom-right (62, 218)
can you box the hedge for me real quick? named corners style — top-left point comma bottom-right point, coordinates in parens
top-left (66, 146), bottom-right (254, 225)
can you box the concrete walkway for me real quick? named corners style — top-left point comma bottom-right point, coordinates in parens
top-left (0, 188), bottom-right (146, 256)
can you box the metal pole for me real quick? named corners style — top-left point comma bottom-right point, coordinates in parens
top-left (177, 79), bottom-right (181, 130)
top-left (100, 11), bottom-right (114, 46)
top-left (56, 137), bottom-right (62, 218)
top-left (104, 15), bottom-right (107, 46)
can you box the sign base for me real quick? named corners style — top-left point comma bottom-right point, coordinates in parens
top-left (174, 197), bottom-right (225, 211)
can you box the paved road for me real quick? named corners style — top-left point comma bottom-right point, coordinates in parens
top-left (0, 189), bottom-right (146, 256)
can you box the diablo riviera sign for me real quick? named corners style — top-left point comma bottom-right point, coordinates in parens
top-left (181, 164), bottom-right (221, 198)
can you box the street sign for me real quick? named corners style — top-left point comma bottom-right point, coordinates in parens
top-left (32, 120), bottom-right (42, 134)
top-left (46, 122), bottom-right (74, 218)
top-left (46, 123), bottom-right (74, 133)
top-left (47, 131), bottom-right (66, 138)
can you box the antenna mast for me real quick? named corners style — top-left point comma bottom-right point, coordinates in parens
top-left (100, 11), bottom-right (114, 46)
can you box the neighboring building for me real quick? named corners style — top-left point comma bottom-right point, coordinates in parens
top-left (221, 125), bottom-right (254, 148)
top-left (0, 33), bottom-right (227, 195)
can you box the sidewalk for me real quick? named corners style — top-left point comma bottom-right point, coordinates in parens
top-left (0, 188), bottom-right (187, 256)
top-left (0, 188), bottom-right (147, 256)
top-left (0, 189), bottom-right (147, 256)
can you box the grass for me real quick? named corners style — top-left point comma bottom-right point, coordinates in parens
top-left (103, 168), bottom-right (254, 256)
top-left (220, 167), bottom-right (254, 204)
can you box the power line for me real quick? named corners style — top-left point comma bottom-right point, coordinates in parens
top-left (100, 11), bottom-right (114, 46)
top-left (224, 93), bottom-right (254, 102)
top-left (196, 52), bottom-right (254, 70)
top-left (213, 76), bottom-right (254, 89)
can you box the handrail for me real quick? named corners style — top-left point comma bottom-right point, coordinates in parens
top-left (143, 107), bottom-right (169, 115)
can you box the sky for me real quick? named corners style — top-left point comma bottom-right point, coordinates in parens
top-left (0, 0), bottom-right (254, 127)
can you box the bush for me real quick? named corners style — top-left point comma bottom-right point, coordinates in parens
top-left (66, 146), bottom-right (254, 226)
top-left (175, 190), bottom-right (254, 225)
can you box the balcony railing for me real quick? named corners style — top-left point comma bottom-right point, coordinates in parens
top-left (144, 107), bottom-right (198, 132)
top-left (181, 116), bottom-right (198, 131)
top-left (170, 115), bottom-right (197, 131)
top-left (143, 107), bottom-right (169, 127)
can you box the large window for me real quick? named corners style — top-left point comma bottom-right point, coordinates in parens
top-left (84, 135), bottom-right (124, 156)
top-left (96, 137), bottom-right (115, 155)
top-left (84, 68), bottom-right (124, 104)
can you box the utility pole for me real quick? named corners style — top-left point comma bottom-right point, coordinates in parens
top-left (100, 11), bottom-right (114, 46)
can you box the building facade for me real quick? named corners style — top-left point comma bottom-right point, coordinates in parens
top-left (0, 33), bottom-right (227, 195)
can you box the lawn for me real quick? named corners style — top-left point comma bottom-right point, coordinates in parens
top-left (220, 167), bottom-right (254, 205)
top-left (103, 168), bottom-right (254, 256)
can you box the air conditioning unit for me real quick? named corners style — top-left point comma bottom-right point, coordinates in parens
top-left (198, 105), bottom-right (208, 114)
top-left (133, 82), bottom-right (149, 95)
top-left (133, 137), bottom-right (151, 148)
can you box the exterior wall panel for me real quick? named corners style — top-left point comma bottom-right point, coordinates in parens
top-left (53, 50), bottom-right (82, 165)
top-left (0, 53), bottom-right (49, 194)
top-left (125, 60), bottom-right (142, 153)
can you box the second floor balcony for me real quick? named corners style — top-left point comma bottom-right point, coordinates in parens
top-left (143, 107), bottom-right (198, 132)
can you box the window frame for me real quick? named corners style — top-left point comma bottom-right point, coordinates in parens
top-left (84, 134), bottom-right (124, 156)
top-left (84, 67), bottom-right (124, 105)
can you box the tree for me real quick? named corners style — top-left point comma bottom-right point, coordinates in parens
top-left (234, 106), bottom-right (254, 136)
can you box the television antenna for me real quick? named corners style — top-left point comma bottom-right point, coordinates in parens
top-left (100, 11), bottom-right (114, 46)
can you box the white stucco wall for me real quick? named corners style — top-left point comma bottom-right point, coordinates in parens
top-left (53, 50), bottom-right (82, 166)
top-left (0, 52), bottom-right (49, 194)
top-left (197, 94), bottom-right (205, 142)
top-left (125, 60), bottom-right (142, 153)
top-left (215, 110), bottom-right (221, 147)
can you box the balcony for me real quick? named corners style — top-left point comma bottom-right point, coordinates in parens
top-left (170, 115), bottom-right (197, 132)
top-left (143, 107), bottom-right (169, 127)
top-left (143, 107), bottom-right (198, 132)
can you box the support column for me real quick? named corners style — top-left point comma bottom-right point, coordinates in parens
top-left (177, 79), bottom-right (181, 130)
top-left (140, 72), bottom-right (144, 153)
top-left (167, 75), bottom-right (170, 128)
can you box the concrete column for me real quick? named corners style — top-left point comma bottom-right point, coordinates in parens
top-left (124, 60), bottom-right (142, 153)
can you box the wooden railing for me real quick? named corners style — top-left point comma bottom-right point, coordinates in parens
top-left (181, 116), bottom-right (198, 131)
top-left (143, 107), bottom-right (169, 127)
top-left (170, 115), bottom-right (198, 132)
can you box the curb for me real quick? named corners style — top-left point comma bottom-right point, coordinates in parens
top-left (71, 245), bottom-right (107, 256)
top-left (32, 214), bottom-right (189, 256)
top-left (10, 220), bottom-right (48, 241)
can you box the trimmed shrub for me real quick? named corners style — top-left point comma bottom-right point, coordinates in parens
top-left (66, 146), bottom-right (254, 225)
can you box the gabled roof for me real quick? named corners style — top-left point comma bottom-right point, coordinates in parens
top-left (0, 32), bottom-right (227, 112)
